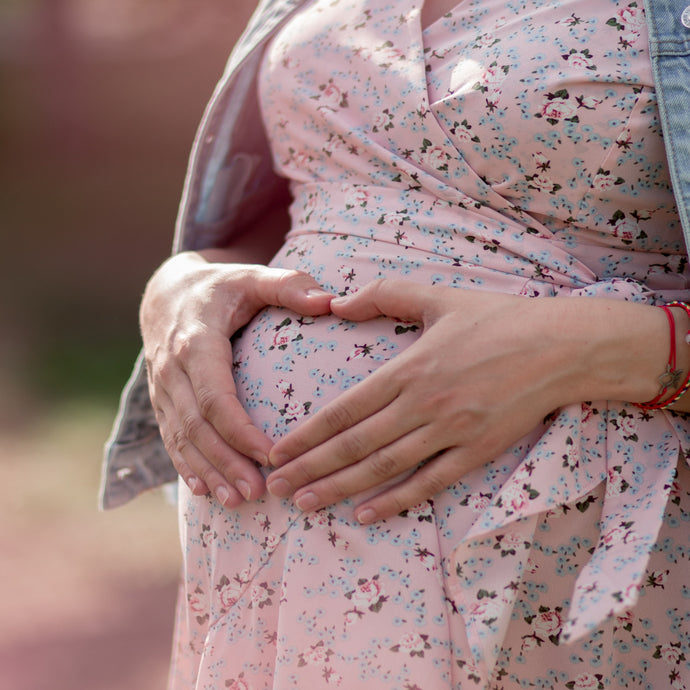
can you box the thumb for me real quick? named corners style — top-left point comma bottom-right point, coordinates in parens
top-left (254, 268), bottom-right (333, 316)
top-left (330, 279), bottom-right (430, 323)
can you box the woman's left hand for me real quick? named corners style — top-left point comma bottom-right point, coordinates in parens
top-left (265, 279), bottom-right (592, 522)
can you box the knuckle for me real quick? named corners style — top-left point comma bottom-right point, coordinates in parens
top-left (172, 427), bottom-right (191, 453)
top-left (156, 357), bottom-right (176, 383)
top-left (321, 403), bottom-right (357, 433)
top-left (197, 386), bottom-right (224, 421)
top-left (195, 463), bottom-right (220, 488)
top-left (180, 412), bottom-right (205, 441)
top-left (417, 469), bottom-right (448, 498)
top-left (337, 433), bottom-right (366, 461)
top-left (387, 493), bottom-right (408, 517)
top-left (321, 475), bottom-right (348, 502)
top-left (368, 448), bottom-right (400, 479)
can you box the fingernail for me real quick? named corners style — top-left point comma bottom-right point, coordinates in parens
top-left (357, 508), bottom-right (377, 524)
top-left (236, 480), bottom-right (251, 501)
top-left (253, 451), bottom-right (269, 466)
top-left (330, 296), bottom-right (348, 306)
top-left (188, 477), bottom-right (200, 493)
top-left (307, 288), bottom-right (330, 297)
top-left (295, 491), bottom-right (319, 512)
top-left (216, 485), bottom-right (230, 505)
top-left (267, 477), bottom-right (292, 497)
top-left (269, 452), bottom-right (290, 468)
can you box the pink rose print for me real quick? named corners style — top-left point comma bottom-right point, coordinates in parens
top-left (467, 597), bottom-right (502, 623)
top-left (375, 41), bottom-right (404, 66)
top-left (219, 581), bottom-right (243, 609)
top-left (420, 142), bottom-right (449, 171)
top-left (252, 511), bottom-right (270, 530)
top-left (566, 672), bottom-right (604, 690)
top-left (391, 632), bottom-right (430, 657)
top-left (352, 578), bottom-right (383, 608)
top-left (605, 468), bottom-right (630, 498)
top-left (271, 319), bottom-right (301, 350)
top-left (533, 609), bottom-right (563, 639)
top-left (450, 120), bottom-right (479, 143)
top-left (617, 4), bottom-right (644, 28)
top-left (541, 94), bottom-right (578, 122)
top-left (276, 379), bottom-right (294, 399)
top-left (189, 592), bottom-right (205, 614)
top-left (607, 3), bottom-right (644, 46)
top-left (302, 644), bottom-right (330, 665)
top-left (404, 501), bottom-right (434, 520)
top-left (344, 186), bottom-right (370, 208)
top-left (527, 173), bottom-right (555, 192)
top-left (261, 532), bottom-right (282, 551)
top-left (323, 133), bottom-right (349, 157)
top-left (317, 79), bottom-right (348, 111)
top-left (225, 679), bottom-right (251, 690)
top-left (563, 49), bottom-right (595, 70)
top-left (372, 109), bottom-right (394, 133)
top-left (501, 483), bottom-right (532, 512)
top-left (347, 576), bottom-right (387, 612)
top-left (521, 635), bottom-right (539, 652)
top-left (287, 149), bottom-right (312, 170)
top-left (657, 644), bottom-right (683, 665)
top-left (592, 170), bottom-right (624, 192)
top-left (466, 493), bottom-right (491, 513)
top-left (309, 510), bottom-right (332, 529)
top-left (379, 210), bottom-right (410, 226)
top-left (612, 216), bottom-right (639, 242)
top-left (477, 63), bottom-right (508, 102)
top-left (344, 610), bottom-right (361, 626)
top-left (279, 400), bottom-right (312, 422)
top-left (475, 32), bottom-right (498, 48)
top-left (324, 668), bottom-right (343, 686)
top-left (249, 582), bottom-right (274, 609)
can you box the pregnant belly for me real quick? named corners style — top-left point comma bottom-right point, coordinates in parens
top-left (231, 230), bottom-right (535, 440)
top-left (231, 304), bottom-right (420, 441)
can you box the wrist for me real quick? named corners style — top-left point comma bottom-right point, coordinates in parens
top-left (538, 297), bottom-right (682, 407)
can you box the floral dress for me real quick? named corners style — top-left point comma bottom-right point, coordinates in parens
top-left (169, 1), bottom-right (690, 688)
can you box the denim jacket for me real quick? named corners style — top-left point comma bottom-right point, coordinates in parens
top-left (99, 0), bottom-right (690, 509)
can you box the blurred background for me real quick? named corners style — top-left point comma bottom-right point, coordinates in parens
top-left (1, 1), bottom-right (256, 687)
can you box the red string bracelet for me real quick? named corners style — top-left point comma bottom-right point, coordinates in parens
top-left (633, 302), bottom-right (690, 411)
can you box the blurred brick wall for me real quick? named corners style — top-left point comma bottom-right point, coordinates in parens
top-left (0, 0), bottom-right (256, 414)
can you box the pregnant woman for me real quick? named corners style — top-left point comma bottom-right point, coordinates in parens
top-left (103, 0), bottom-right (690, 687)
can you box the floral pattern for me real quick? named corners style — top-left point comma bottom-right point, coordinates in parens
top-left (169, 0), bottom-right (690, 688)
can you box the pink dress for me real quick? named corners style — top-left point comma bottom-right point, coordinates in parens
top-left (169, 1), bottom-right (690, 687)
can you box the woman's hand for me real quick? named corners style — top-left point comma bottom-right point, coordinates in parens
top-left (141, 249), bottom-right (332, 507)
top-left (265, 279), bottom-right (670, 522)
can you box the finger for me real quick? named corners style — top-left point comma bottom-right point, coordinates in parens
top-left (147, 365), bottom-right (210, 496)
top-left (253, 268), bottom-right (333, 316)
top-left (268, 363), bottom-right (402, 466)
top-left (285, 426), bottom-right (444, 513)
top-left (174, 332), bottom-right (273, 465)
top-left (329, 278), bottom-right (434, 323)
top-left (156, 399), bottom-right (244, 506)
top-left (266, 399), bottom-right (423, 496)
top-left (353, 447), bottom-right (470, 523)
top-left (155, 369), bottom-right (267, 503)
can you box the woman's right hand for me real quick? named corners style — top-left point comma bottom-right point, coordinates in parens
top-left (140, 249), bottom-right (333, 507)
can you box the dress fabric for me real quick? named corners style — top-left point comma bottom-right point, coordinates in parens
top-left (169, 0), bottom-right (690, 688)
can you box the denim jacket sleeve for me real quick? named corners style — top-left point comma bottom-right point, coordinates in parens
top-left (99, 0), bottom-right (308, 510)
top-left (645, 0), bottom-right (690, 250)
top-left (100, 0), bottom-right (690, 509)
